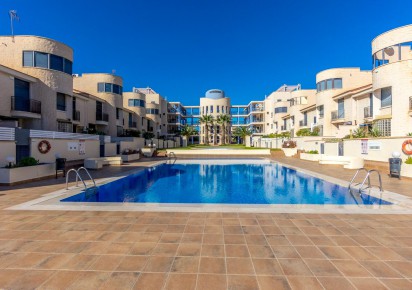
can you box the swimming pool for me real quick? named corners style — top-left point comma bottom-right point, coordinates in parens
top-left (61, 161), bottom-right (390, 205)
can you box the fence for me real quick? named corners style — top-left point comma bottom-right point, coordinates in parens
top-left (30, 130), bottom-right (100, 140)
top-left (0, 127), bottom-right (15, 141)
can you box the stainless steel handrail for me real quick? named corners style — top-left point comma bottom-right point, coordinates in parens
top-left (66, 168), bottom-right (87, 190)
top-left (168, 152), bottom-right (177, 165)
top-left (348, 168), bottom-right (370, 190)
top-left (76, 167), bottom-right (97, 188)
top-left (359, 169), bottom-right (383, 193)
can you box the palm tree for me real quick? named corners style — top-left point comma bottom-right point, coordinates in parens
top-left (180, 125), bottom-right (198, 144)
top-left (217, 114), bottom-right (231, 145)
top-left (233, 126), bottom-right (252, 145)
top-left (199, 114), bottom-right (214, 145)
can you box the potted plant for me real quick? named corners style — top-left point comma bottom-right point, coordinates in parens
top-left (0, 157), bottom-right (55, 185)
top-left (401, 156), bottom-right (412, 178)
top-left (300, 150), bottom-right (321, 161)
top-left (281, 140), bottom-right (298, 157)
top-left (120, 148), bottom-right (141, 162)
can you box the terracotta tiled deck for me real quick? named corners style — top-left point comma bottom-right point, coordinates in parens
top-left (0, 157), bottom-right (412, 289)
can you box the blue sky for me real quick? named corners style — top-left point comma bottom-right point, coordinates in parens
top-left (1, 0), bottom-right (411, 105)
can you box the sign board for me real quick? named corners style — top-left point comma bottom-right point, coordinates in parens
top-left (368, 141), bottom-right (381, 151)
top-left (361, 139), bottom-right (368, 154)
top-left (79, 140), bottom-right (86, 155)
top-left (68, 142), bottom-right (78, 151)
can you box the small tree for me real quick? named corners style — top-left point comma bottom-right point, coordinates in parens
top-left (199, 114), bottom-right (214, 145)
top-left (217, 114), bottom-right (231, 145)
top-left (232, 126), bottom-right (252, 145)
top-left (180, 125), bottom-right (198, 141)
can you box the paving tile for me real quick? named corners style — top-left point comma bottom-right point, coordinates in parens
top-left (360, 260), bottom-right (404, 278)
top-left (177, 243), bottom-right (202, 256)
top-left (271, 246), bottom-right (300, 259)
top-left (143, 256), bottom-right (174, 272)
top-left (304, 258), bottom-right (342, 276)
top-left (133, 273), bottom-right (167, 290)
top-left (201, 244), bottom-right (225, 257)
top-left (348, 278), bottom-right (388, 290)
top-left (199, 257), bottom-right (226, 274)
top-left (386, 261), bottom-right (412, 278)
top-left (286, 276), bottom-right (323, 290)
top-left (164, 273), bottom-right (197, 290)
top-left (226, 258), bottom-right (255, 275)
top-left (257, 276), bottom-right (291, 290)
top-left (278, 258), bottom-right (313, 276)
top-left (116, 256), bottom-right (149, 272)
top-left (37, 270), bottom-right (82, 289)
top-left (224, 234), bottom-right (246, 244)
top-left (66, 271), bottom-right (111, 290)
top-left (252, 258), bottom-right (283, 275)
top-left (152, 243), bottom-right (179, 256)
top-left (317, 276), bottom-right (356, 290)
top-left (227, 275), bottom-right (259, 290)
top-left (170, 256), bottom-right (199, 273)
top-left (197, 274), bottom-right (227, 290)
top-left (89, 254), bottom-right (124, 271)
top-left (225, 244), bottom-right (250, 257)
top-left (331, 259), bottom-right (373, 277)
top-left (248, 245), bottom-right (275, 258)
top-left (7, 270), bottom-right (55, 289)
top-left (379, 278), bottom-right (412, 289)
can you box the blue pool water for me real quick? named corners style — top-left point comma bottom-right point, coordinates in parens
top-left (61, 162), bottom-right (391, 205)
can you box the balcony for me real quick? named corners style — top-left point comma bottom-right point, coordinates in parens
top-left (11, 97), bottom-right (42, 117)
top-left (73, 110), bottom-right (80, 122)
top-left (364, 106), bottom-right (372, 119)
top-left (331, 110), bottom-right (345, 122)
top-left (96, 112), bottom-right (109, 124)
top-left (299, 120), bottom-right (308, 127)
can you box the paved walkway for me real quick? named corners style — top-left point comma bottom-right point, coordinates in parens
top-left (0, 157), bottom-right (411, 289)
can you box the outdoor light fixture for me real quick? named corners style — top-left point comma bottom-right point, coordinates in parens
top-left (6, 156), bottom-right (15, 168)
top-left (392, 151), bottom-right (401, 158)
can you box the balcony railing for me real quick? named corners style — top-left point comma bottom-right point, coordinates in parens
top-left (299, 120), bottom-right (307, 127)
top-left (11, 97), bottom-right (41, 114)
top-left (73, 110), bottom-right (80, 121)
top-left (96, 112), bottom-right (109, 122)
top-left (331, 110), bottom-right (345, 121)
top-left (364, 106), bottom-right (372, 118)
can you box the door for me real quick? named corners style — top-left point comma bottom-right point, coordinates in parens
top-left (338, 141), bottom-right (344, 156)
top-left (320, 143), bottom-right (325, 154)
top-left (14, 78), bottom-right (30, 111)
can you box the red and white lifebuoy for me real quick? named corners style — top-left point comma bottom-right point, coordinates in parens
top-left (38, 140), bottom-right (51, 154)
top-left (402, 140), bottom-right (412, 155)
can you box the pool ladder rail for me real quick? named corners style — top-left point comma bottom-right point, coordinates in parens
top-left (66, 167), bottom-right (97, 190)
top-left (168, 152), bottom-right (177, 165)
top-left (348, 168), bottom-right (383, 193)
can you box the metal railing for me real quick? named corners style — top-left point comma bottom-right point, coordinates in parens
top-left (364, 106), bottom-right (372, 118)
top-left (299, 120), bottom-right (307, 127)
top-left (331, 110), bottom-right (345, 121)
top-left (348, 168), bottom-right (383, 193)
top-left (11, 97), bottom-right (41, 114)
top-left (73, 110), bottom-right (80, 121)
top-left (96, 112), bottom-right (109, 122)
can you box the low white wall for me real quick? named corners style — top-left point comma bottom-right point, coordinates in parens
top-left (344, 137), bottom-right (412, 162)
top-left (0, 141), bottom-right (16, 167)
top-left (167, 149), bottom-right (270, 156)
top-left (300, 153), bottom-right (321, 161)
top-left (31, 138), bottom-right (99, 163)
top-left (0, 163), bottom-right (55, 184)
top-left (324, 142), bottom-right (338, 156)
top-left (119, 137), bottom-right (145, 152)
top-left (105, 143), bottom-right (117, 157)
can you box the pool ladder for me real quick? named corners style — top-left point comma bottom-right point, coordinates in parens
top-left (348, 168), bottom-right (383, 193)
top-left (168, 152), bottom-right (177, 165)
top-left (66, 167), bottom-right (96, 190)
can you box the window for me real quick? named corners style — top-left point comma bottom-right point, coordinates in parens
top-left (50, 54), bottom-right (64, 71)
top-left (210, 106), bottom-right (213, 113)
top-left (57, 121), bottom-right (72, 132)
top-left (34, 52), bottom-right (48, 68)
top-left (14, 78), bottom-right (30, 111)
top-left (318, 105), bottom-right (324, 118)
top-left (116, 108), bottom-right (120, 120)
top-left (317, 78), bottom-right (342, 92)
top-left (128, 99), bottom-right (145, 107)
top-left (274, 107), bottom-right (287, 113)
top-left (381, 87), bottom-right (392, 108)
top-left (374, 119), bottom-right (391, 136)
top-left (326, 79), bottom-right (333, 90)
top-left (98, 83), bottom-right (105, 92)
top-left (146, 108), bottom-right (159, 114)
top-left (97, 82), bottom-right (123, 95)
top-left (333, 78), bottom-right (342, 89)
top-left (23, 51), bottom-right (72, 74)
top-left (23, 51), bottom-right (33, 67)
top-left (217, 106), bottom-right (219, 113)
top-left (56, 93), bottom-right (66, 111)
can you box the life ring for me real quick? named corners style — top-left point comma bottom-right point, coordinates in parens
top-left (402, 140), bottom-right (412, 155)
top-left (38, 140), bottom-right (51, 154)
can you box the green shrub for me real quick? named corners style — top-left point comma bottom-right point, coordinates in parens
top-left (407, 132), bottom-right (412, 137)
top-left (306, 150), bottom-right (319, 154)
top-left (405, 157), bottom-right (412, 165)
top-left (143, 132), bottom-right (155, 139)
top-left (18, 157), bottom-right (39, 167)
